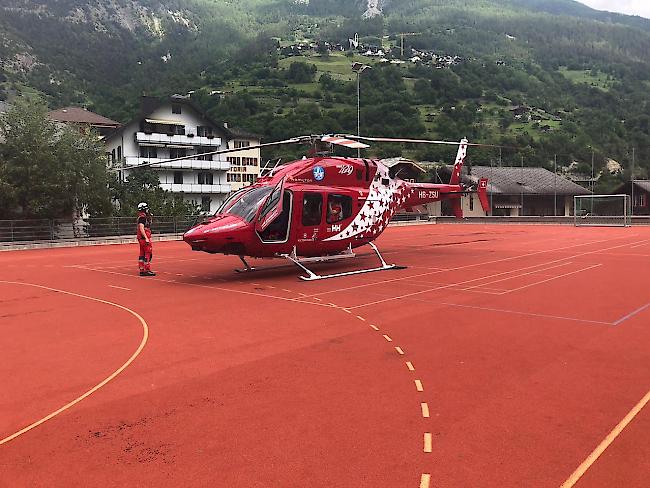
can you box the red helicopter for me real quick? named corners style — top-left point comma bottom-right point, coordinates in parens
top-left (174, 134), bottom-right (491, 280)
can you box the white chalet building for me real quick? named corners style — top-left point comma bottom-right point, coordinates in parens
top-left (105, 96), bottom-right (260, 213)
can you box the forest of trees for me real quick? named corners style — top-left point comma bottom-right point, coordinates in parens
top-left (0, 0), bottom-right (649, 211)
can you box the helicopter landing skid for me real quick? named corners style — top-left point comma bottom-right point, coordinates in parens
top-left (284, 242), bottom-right (403, 281)
top-left (234, 255), bottom-right (256, 273)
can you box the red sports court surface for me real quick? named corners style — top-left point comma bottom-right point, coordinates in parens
top-left (1, 223), bottom-right (649, 488)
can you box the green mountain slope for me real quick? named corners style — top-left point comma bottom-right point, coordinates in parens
top-left (0, 0), bottom-right (648, 184)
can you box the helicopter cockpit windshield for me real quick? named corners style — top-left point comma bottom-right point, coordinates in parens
top-left (221, 186), bottom-right (273, 222)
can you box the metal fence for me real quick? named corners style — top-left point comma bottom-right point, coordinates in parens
top-left (0, 215), bottom-right (200, 243)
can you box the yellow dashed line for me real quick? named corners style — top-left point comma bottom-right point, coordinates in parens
top-left (369, 324), bottom-right (380, 331)
top-left (395, 346), bottom-right (405, 355)
top-left (356, 315), bottom-right (366, 321)
top-left (423, 433), bottom-right (432, 453)
top-left (382, 334), bottom-right (393, 342)
top-left (406, 361), bottom-right (415, 371)
top-left (415, 380), bottom-right (424, 391)
top-left (420, 474), bottom-right (431, 488)
top-left (421, 402), bottom-right (430, 418)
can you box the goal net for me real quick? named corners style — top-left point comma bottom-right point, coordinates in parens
top-left (574, 194), bottom-right (631, 227)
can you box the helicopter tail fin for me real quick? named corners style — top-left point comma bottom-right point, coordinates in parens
top-left (477, 178), bottom-right (490, 213)
top-left (449, 138), bottom-right (468, 185)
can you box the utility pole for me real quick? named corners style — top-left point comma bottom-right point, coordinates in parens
top-left (631, 147), bottom-right (635, 216)
top-left (554, 154), bottom-right (557, 216)
top-left (521, 155), bottom-right (524, 216)
top-left (351, 62), bottom-right (371, 157)
top-left (399, 32), bottom-right (421, 58)
top-left (591, 149), bottom-right (595, 214)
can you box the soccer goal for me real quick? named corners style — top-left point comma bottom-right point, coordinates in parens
top-left (574, 194), bottom-right (631, 227)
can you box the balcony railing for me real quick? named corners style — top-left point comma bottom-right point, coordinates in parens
top-left (124, 156), bottom-right (230, 171)
top-left (135, 132), bottom-right (222, 146)
top-left (160, 183), bottom-right (231, 194)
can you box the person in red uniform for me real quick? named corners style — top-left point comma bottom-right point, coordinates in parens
top-left (136, 202), bottom-right (156, 276)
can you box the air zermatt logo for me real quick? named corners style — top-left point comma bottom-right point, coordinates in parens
top-left (313, 165), bottom-right (325, 181)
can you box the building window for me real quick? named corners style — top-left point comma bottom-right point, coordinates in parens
top-left (242, 157), bottom-right (258, 166)
top-left (233, 140), bottom-right (250, 148)
top-left (227, 173), bottom-right (242, 182)
top-left (172, 104), bottom-right (182, 114)
top-left (174, 171), bottom-right (183, 184)
top-left (140, 146), bottom-right (158, 158)
top-left (174, 125), bottom-right (185, 135)
top-left (197, 147), bottom-right (213, 161)
top-left (227, 156), bottom-right (241, 165)
top-left (198, 172), bottom-right (213, 185)
top-left (117, 146), bottom-right (122, 161)
top-left (197, 126), bottom-right (214, 137)
top-left (170, 148), bottom-right (187, 159)
top-left (201, 196), bottom-right (211, 212)
top-left (111, 148), bottom-right (116, 164)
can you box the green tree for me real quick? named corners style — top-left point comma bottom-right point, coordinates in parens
top-left (109, 169), bottom-right (199, 217)
top-left (0, 96), bottom-right (111, 219)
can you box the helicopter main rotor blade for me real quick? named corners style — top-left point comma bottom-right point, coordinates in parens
top-left (321, 135), bottom-right (370, 149)
top-left (114, 136), bottom-right (309, 171)
top-left (339, 134), bottom-right (515, 149)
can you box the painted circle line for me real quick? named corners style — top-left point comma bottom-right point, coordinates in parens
top-left (0, 281), bottom-right (149, 446)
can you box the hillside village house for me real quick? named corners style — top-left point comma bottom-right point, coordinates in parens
top-left (104, 96), bottom-right (260, 213)
top-left (48, 107), bottom-right (120, 137)
top-left (436, 166), bottom-right (591, 217)
top-left (613, 180), bottom-right (650, 215)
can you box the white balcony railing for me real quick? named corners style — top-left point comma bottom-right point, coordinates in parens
top-left (160, 183), bottom-right (231, 194)
top-left (135, 132), bottom-right (222, 147)
top-left (124, 156), bottom-right (230, 171)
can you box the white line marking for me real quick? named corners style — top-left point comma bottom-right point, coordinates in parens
top-left (0, 281), bottom-right (148, 446)
top-left (382, 334), bottom-right (393, 342)
top-left (420, 474), bottom-right (431, 488)
top-left (108, 285), bottom-right (131, 291)
top-left (503, 264), bottom-right (602, 293)
top-left (395, 346), bottom-right (405, 355)
top-left (613, 301), bottom-right (650, 325)
top-left (298, 235), bottom-right (633, 299)
top-left (73, 266), bottom-right (340, 311)
top-left (423, 432), bottom-right (432, 453)
top-left (415, 380), bottom-right (424, 391)
top-left (369, 324), bottom-right (380, 331)
top-left (560, 390), bottom-right (650, 488)
top-left (356, 315), bottom-right (366, 321)
top-left (406, 361), bottom-right (415, 371)
top-left (421, 402), bottom-right (430, 418)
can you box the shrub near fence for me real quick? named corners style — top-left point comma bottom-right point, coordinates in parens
top-left (0, 215), bottom-right (202, 243)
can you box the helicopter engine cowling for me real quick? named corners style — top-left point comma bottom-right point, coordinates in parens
top-left (183, 215), bottom-right (250, 255)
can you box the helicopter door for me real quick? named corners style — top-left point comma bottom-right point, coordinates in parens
top-left (256, 178), bottom-right (293, 243)
top-left (256, 177), bottom-right (286, 232)
top-left (298, 192), bottom-right (324, 242)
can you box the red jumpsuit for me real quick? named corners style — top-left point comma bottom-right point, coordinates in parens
top-left (137, 211), bottom-right (153, 273)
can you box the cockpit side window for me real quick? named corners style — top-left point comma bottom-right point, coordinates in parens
top-left (224, 186), bottom-right (273, 222)
top-left (302, 193), bottom-right (322, 226)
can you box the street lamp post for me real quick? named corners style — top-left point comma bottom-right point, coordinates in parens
top-left (351, 62), bottom-right (371, 157)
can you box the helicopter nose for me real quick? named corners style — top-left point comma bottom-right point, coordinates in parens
top-left (183, 216), bottom-right (248, 254)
